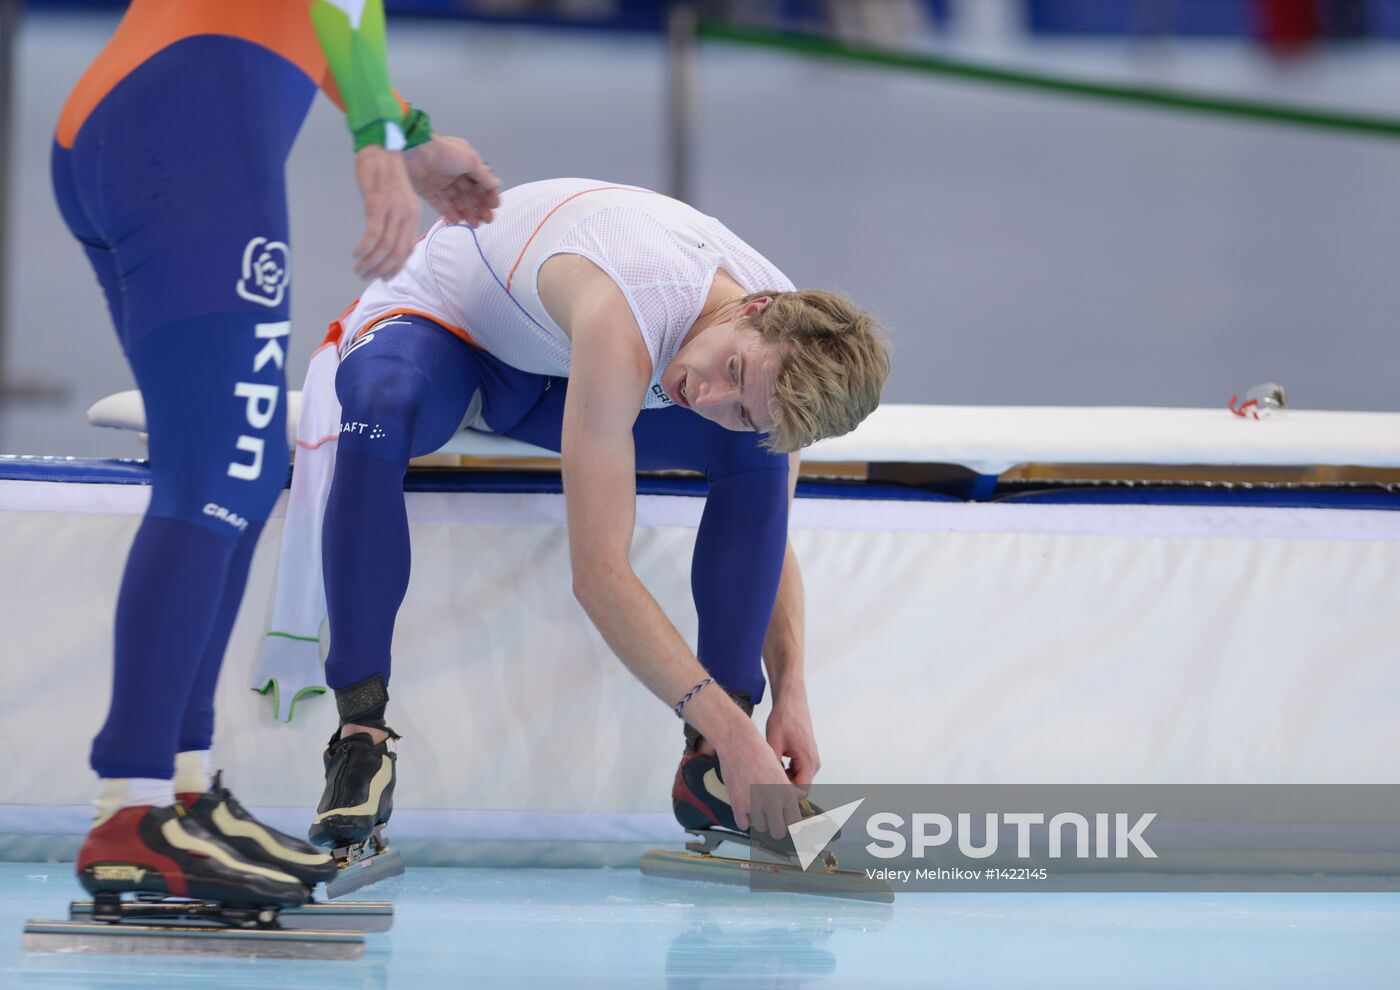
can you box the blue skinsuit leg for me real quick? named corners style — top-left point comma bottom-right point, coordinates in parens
top-left (322, 317), bottom-right (550, 693)
top-left (91, 314), bottom-right (291, 778)
top-left (52, 37), bottom-right (314, 778)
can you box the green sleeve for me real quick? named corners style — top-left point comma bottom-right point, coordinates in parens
top-left (309, 0), bottom-right (411, 151)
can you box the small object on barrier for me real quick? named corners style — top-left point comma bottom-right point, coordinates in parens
top-left (1229, 382), bottom-right (1288, 420)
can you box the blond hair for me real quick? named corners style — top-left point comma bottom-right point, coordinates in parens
top-left (742, 289), bottom-right (890, 452)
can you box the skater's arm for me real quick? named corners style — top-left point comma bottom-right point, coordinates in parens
top-left (562, 295), bottom-right (799, 833)
top-left (308, 0), bottom-right (406, 152)
top-left (308, 0), bottom-right (416, 278)
top-left (762, 453), bottom-right (821, 789)
top-left (308, 0), bottom-right (499, 278)
top-left (561, 300), bottom-right (733, 715)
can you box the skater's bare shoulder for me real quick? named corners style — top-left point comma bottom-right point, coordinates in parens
top-left (544, 253), bottom-right (651, 461)
top-left (539, 253), bottom-right (648, 359)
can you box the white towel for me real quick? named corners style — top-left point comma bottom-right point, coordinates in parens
top-left (250, 339), bottom-right (342, 721)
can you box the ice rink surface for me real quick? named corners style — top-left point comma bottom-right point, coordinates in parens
top-left (2, 862), bottom-right (1395, 988)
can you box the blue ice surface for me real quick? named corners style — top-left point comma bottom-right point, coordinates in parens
top-left (3, 862), bottom-right (1395, 989)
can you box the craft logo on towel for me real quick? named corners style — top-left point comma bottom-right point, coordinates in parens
top-left (236, 236), bottom-right (291, 308)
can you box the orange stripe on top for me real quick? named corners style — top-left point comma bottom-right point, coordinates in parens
top-left (504, 186), bottom-right (660, 292)
top-left (321, 296), bottom-right (360, 350)
top-left (57, 0), bottom-right (332, 149)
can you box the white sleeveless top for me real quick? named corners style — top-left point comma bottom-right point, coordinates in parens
top-left (343, 178), bottom-right (795, 409)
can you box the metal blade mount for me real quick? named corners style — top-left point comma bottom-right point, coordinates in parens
top-left (22, 920), bottom-right (365, 960)
top-left (66, 898), bottom-right (394, 934)
top-left (640, 848), bottom-right (895, 903)
top-left (324, 848), bottom-right (405, 900)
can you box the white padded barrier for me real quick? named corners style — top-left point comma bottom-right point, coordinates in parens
top-left (0, 396), bottom-right (1390, 864)
top-left (86, 390), bottom-right (1400, 471)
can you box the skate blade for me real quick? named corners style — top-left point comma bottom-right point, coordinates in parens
top-left (67, 899), bottom-right (394, 934)
top-left (640, 848), bottom-right (895, 903)
top-left (286, 901), bottom-right (393, 933)
top-left (324, 848), bottom-right (405, 900)
top-left (22, 920), bottom-right (363, 960)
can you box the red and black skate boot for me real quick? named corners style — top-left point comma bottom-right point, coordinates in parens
top-left (672, 690), bottom-right (829, 857)
top-left (180, 772), bottom-right (337, 889)
top-left (672, 691), bottom-right (754, 835)
top-left (77, 804), bottom-right (309, 908)
top-left (652, 692), bottom-right (891, 900)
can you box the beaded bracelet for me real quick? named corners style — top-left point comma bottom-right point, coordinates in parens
top-left (673, 677), bottom-right (714, 718)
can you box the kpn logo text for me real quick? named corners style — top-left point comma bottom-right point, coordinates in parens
top-left (865, 812), bottom-right (1158, 859)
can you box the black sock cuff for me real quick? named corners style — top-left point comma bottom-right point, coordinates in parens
top-left (335, 674), bottom-right (389, 726)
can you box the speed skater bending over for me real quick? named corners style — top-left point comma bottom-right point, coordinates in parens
top-left (304, 178), bottom-right (889, 861)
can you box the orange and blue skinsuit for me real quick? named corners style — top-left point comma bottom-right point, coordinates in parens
top-left (51, 1), bottom-right (428, 780)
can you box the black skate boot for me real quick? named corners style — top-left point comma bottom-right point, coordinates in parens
top-left (309, 727), bottom-right (404, 898)
top-left (310, 729), bottom-right (397, 849)
top-left (181, 772), bottom-right (337, 889)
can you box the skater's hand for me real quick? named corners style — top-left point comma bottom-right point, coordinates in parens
top-left (352, 145), bottom-right (420, 280)
top-left (716, 731), bottom-right (805, 840)
top-left (403, 135), bottom-right (501, 228)
top-left (766, 696), bottom-right (821, 791)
